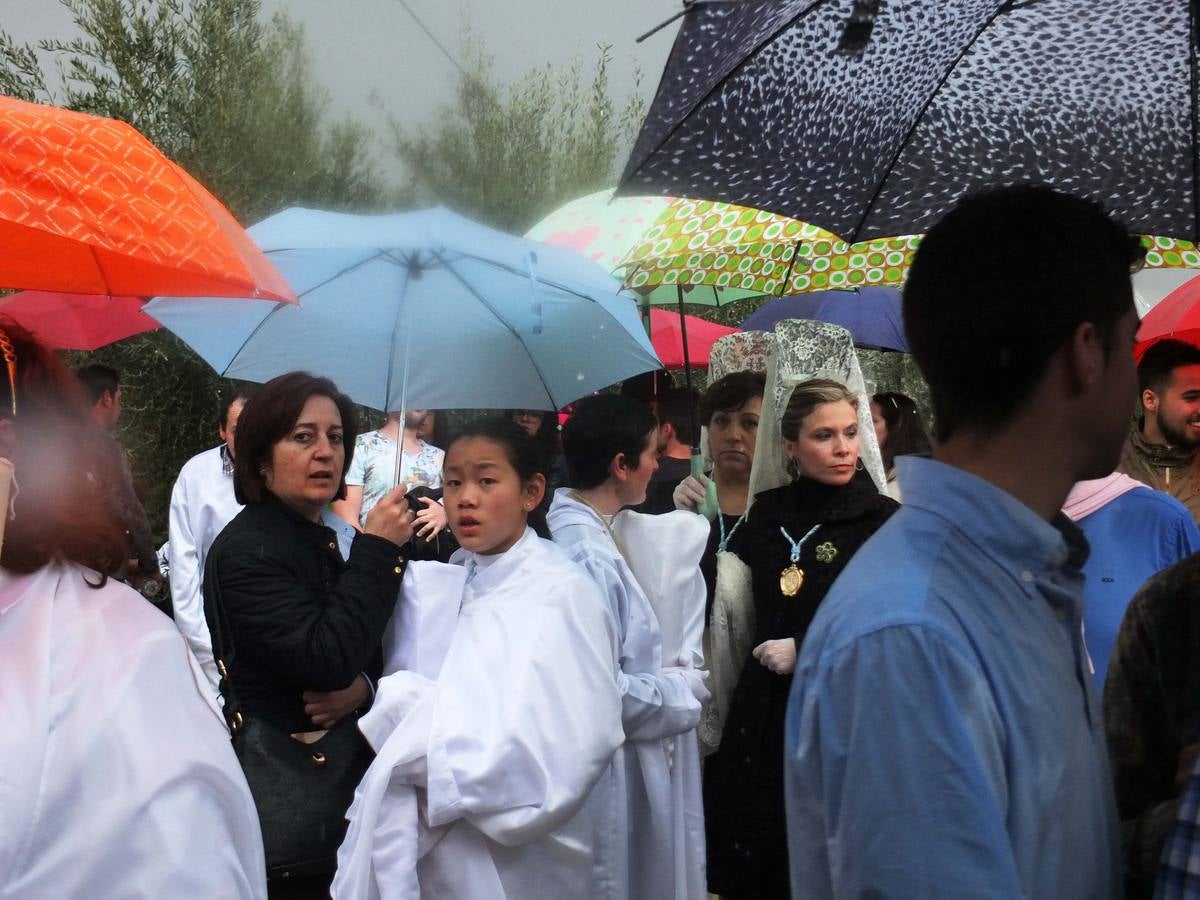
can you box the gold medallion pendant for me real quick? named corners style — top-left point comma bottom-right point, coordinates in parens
top-left (780, 564), bottom-right (804, 597)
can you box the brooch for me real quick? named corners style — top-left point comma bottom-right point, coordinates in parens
top-left (815, 542), bottom-right (838, 564)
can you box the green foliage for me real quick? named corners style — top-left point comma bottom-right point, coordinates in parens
top-left (0, 0), bottom-right (393, 538)
top-left (387, 35), bottom-right (644, 233)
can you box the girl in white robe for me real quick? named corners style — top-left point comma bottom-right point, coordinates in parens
top-left (333, 419), bottom-right (623, 900)
top-left (547, 395), bottom-right (710, 900)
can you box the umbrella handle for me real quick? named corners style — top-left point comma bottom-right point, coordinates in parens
top-left (692, 452), bottom-right (719, 521)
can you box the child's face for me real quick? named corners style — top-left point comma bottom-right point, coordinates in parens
top-left (443, 437), bottom-right (544, 556)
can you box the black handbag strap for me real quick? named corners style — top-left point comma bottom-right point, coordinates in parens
top-left (203, 532), bottom-right (244, 734)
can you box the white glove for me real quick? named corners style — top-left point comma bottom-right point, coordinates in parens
top-left (665, 664), bottom-right (711, 704)
top-left (673, 473), bottom-right (711, 512)
top-left (753, 638), bottom-right (797, 675)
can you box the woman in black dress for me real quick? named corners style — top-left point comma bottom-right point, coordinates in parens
top-left (704, 378), bottom-right (898, 899)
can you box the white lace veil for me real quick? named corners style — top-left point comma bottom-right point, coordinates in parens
top-left (700, 330), bottom-right (774, 472)
top-left (747, 319), bottom-right (886, 508)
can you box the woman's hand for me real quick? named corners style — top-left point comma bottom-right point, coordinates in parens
top-left (414, 495), bottom-right (447, 542)
top-left (753, 638), bottom-right (797, 675)
top-left (303, 674), bottom-right (371, 728)
top-left (673, 474), bottom-right (710, 512)
top-left (364, 486), bottom-right (416, 546)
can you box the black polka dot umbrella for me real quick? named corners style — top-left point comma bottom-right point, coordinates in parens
top-left (619, 0), bottom-right (1199, 242)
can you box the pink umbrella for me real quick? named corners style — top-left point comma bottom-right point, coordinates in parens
top-left (649, 307), bottom-right (739, 370)
top-left (0, 291), bottom-right (160, 350)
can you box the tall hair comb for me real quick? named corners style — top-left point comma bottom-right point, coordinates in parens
top-left (0, 328), bottom-right (17, 417)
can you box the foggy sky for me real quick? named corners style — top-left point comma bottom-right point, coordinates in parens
top-left (3, 0), bottom-right (681, 181)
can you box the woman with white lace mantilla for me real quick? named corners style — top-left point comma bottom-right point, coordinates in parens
top-left (703, 376), bottom-right (897, 900)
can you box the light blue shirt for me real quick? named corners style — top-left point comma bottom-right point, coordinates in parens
top-left (786, 457), bottom-right (1121, 899)
top-left (1075, 487), bottom-right (1200, 692)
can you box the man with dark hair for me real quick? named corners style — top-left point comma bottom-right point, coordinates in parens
top-left (74, 363), bottom-right (157, 587)
top-left (786, 185), bottom-right (1140, 899)
top-left (638, 386), bottom-right (699, 514)
top-left (75, 362), bottom-right (122, 430)
top-left (167, 388), bottom-right (253, 691)
top-left (1119, 339), bottom-right (1200, 522)
top-left (547, 394), bottom-right (709, 899)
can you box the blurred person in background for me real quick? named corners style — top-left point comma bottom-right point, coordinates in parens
top-left (637, 386), bottom-right (698, 514)
top-left (74, 362), bottom-right (158, 588)
top-left (870, 391), bottom-right (934, 501)
top-left (2, 319), bottom-right (265, 897)
top-left (166, 387), bottom-right (252, 693)
top-left (333, 407), bottom-right (446, 542)
top-left (1119, 339), bottom-right (1200, 524)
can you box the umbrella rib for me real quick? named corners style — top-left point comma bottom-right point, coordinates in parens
top-left (88, 244), bottom-right (115, 297)
top-left (620, 0), bottom-right (827, 184)
top-left (450, 250), bottom-right (625, 303)
top-left (848, 1), bottom-right (1014, 242)
top-left (431, 248), bottom-right (556, 410)
top-left (218, 248), bottom-right (396, 373)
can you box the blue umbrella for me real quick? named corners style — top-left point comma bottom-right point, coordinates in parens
top-left (739, 287), bottom-right (907, 352)
top-left (144, 207), bottom-right (661, 411)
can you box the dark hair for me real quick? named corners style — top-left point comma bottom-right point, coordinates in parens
top-left (656, 387), bottom-right (699, 446)
top-left (0, 318), bottom-right (129, 577)
top-left (233, 372), bottom-right (358, 505)
top-left (561, 394), bottom-right (658, 490)
top-left (421, 410), bottom-right (452, 450)
top-left (698, 371), bottom-right (767, 425)
top-left (447, 418), bottom-right (550, 538)
top-left (507, 409), bottom-right (561, 459)
top-left (219, 387), bottom-right (254, 430)
top-left (872, 392), bottom-right (933, 468)
top-left (1137, 339), bottom-right (1200, 394)
top-left (904, 184), bottom-right (1142, 442)
top-left (74, 363), bottom-right (120, 404)
top-left (780, 379), bottom-right (858, 442)
top-left (620, 368), bottom-right (671, 404)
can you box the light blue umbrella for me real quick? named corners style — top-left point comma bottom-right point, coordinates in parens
top-left (144, 207), bottom-right (661, 411)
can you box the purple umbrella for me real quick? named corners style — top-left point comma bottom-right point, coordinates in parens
top-left (739, 287), bottom-right (907, 352)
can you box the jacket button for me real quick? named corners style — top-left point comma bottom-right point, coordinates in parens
top-left (328, 542), bottom-right (337, 551)
top-left (393, 566), bottom-right (403, 574)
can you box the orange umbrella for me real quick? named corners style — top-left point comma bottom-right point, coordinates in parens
top-left (0, 96), bottom-right (295, 303)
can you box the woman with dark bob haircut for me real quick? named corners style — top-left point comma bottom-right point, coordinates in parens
top-left (204, 371), bottom-right (415, 893)
top-left (0, 317), bottom-right (265, 897)
top-left (870, 391), bottom-right (933, 501)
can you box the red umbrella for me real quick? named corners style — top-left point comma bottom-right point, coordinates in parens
top-left (649, 306), bottom-right (739, 370)
top-left (1135, 273), bottom-right (1200, 359)
top-left (0, 291), bottom-right (159, 350)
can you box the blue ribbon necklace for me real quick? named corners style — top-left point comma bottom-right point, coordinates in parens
top-left (717, 510), bottom-right (746, 552)
top-left (778, 523), bottom-right (821, 597)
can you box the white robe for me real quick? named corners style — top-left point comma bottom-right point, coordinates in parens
top-left (547, 490), bottom-right (705, 900)
top-left (0, 564), bottom-right (265, 899)
top-left (332, 528), bottom-right (623, 899)
top-left (167, 445), bottom-right (241, 692)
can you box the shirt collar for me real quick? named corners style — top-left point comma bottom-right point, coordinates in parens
top-left (220, 444), bottom-right (234, 475)
top-left (456, 527), bottom-right (537, 590)
top-left (896, 456), bottom-right (1088, 575)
